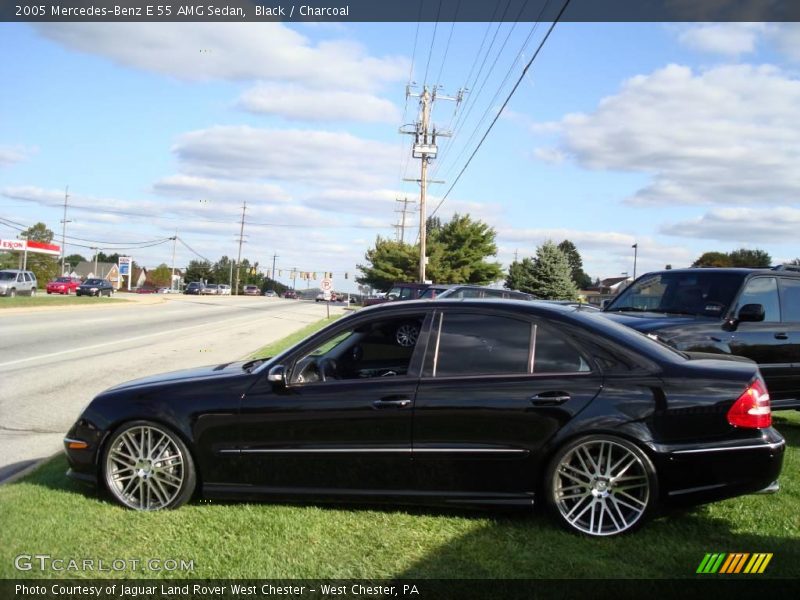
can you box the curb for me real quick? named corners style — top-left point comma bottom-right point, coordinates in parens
top-left (0, 450), bottom-right (62, 485)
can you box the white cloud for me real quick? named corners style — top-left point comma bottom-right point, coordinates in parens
top-left (172, 126), bottom-right (398, 187)
top-left (238, 83), bottom-right (399, 123)
top-left (661, 206), bottom-right (800, 243)
top-left (0, 145), bottom-right (36, 167)
top-left (532, 147), bottom-right (566, 164)
top-left (676, 23), bottom-right (768, 56)
top-left (537, 63), bottom-right (800, 207)
top-left (35, 23), bottom-right (407, 91)
top-left (152, 175), bottom-right (291, 204)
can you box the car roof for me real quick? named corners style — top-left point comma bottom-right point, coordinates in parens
top-left (637, 266), bottom-right (800, 278)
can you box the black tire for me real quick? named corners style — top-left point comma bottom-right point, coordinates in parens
top-left (543, 434), bottom-right (657, 537)
top-left (102, 420), bottom-right (196, 511)
top-left (8, 288), bottom-right (16, 298)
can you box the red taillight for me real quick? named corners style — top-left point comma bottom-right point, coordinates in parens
top-left (727, 378), bottom-right (771, 429)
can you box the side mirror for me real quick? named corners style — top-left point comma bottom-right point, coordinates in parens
top-left (738, 303), bottom-right (765, 323)
top-left (267, 365), bottom-right (286, 385)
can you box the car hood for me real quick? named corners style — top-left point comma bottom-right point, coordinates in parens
top-left (601, 311), bottom-right (717, 334)
top-left (101, 360), bottom-right (251, 393)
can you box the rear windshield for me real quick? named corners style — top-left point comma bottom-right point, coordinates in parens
top-left (606, 271), bottom-right (746, 317)
top-left (55, 277), bottom-right (72, 282)
top-left (0, 272), bottom-right (16, 281)
top-left (85, 279), bottom-right (104, 285)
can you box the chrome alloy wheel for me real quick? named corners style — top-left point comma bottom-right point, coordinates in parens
top-left (551, 439), bottom-right (651, 536)
top-left (395, 323), bottom-right (419, 347)
top-left (105, 425), bottom-right (186, 510)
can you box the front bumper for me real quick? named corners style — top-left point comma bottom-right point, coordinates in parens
top-left (653, 428), bottom-right (785, 506)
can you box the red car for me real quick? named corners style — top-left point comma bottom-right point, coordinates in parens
top-left (46, 276), bottom-right (81, 295)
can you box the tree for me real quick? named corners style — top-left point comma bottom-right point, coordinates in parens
top-left (95, 252), bottom-right (121, 264)
top-left (20, 222), bottom-right (59, 284)
top-left (505, 258), bottom-right (536, 292)
top-left (147, 264), bottom-right (172, 288)
top-left (64, 253), bottom-right (86, 268)
top-left (692, 251), bottom-right (732, 267)
top-left (557, 240), bottom-right (592, 289)
top-left (184, 260), bottom-right (212, 283)
top-left (357, 237), bottom-right (419, 290)
top-left (727, 248), bottom-right (771, 268)
top-left (425, 213), bottom-right (503, 284)
top-left (527, 241), bottom-right (579, 300)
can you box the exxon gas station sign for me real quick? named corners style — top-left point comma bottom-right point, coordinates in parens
top-left (0, 239), bottom-right (61, 256)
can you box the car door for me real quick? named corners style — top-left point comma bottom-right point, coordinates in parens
top-left (412, 309), bottom-right (603, 498)
top-left (777, 277), bottom-right (800, 403)
top-left (729, 276), bottom-right (792, 399)
top-left (237, 310), bottom-right (432, 494)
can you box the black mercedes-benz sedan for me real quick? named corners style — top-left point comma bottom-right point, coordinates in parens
top-left (64, 300), bottom-right (784, 537)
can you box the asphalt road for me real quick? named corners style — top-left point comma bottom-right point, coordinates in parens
top-left (0, 294), bottom-right (344, 481)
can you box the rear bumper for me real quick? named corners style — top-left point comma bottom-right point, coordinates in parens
top-left (653, 428), bottom-right (785, 506)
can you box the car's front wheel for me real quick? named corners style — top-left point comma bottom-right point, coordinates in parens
top-left (103, 421), bottom-right (196, 511)
top-left (544, 434), bottom-right (657, 537)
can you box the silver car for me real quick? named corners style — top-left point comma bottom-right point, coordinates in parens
top-left (0, 269), bottom-right (38, 297)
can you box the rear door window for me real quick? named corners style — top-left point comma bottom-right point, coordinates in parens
top-left (533, 325), bottom-right (592, 374)
top-left (779, 278), bottom-right (800, 322)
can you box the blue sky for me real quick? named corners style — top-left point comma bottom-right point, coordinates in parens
top-left (2, 21), bottom-right (800, 291)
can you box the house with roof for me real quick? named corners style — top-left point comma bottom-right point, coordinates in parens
top-left (70, 261), bottom-right (122, 289)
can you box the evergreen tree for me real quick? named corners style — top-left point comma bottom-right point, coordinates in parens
top-left (426, 213), bottom-right (503, 284)
top-left (528, 241), bottom-right (579, 300)
top-left (727, 248), bottom-right (771, 268)
top-left (557, 239), bottom-right (592, 289)
top-left (356, 237), bottom-right (418, 290)
top-left (505, 258), bottom-right (536, 293)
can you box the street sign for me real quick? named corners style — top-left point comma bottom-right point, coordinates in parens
top-left (321, 277), bottom-right (333, 300)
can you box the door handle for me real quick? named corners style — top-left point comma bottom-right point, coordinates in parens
top-left (530, 392), bottom-right (571, 406)
top-left (373, 397), bottom-right (412, 409)
top-left (775, 333), bottom-right (789, 340)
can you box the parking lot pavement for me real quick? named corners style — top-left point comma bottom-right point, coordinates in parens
top-left (0, 296), bottom-right (344, 482)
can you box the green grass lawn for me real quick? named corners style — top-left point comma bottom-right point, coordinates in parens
top-left (0, 295), bottom-right (127, 308)
top-left (1, 315), bottom-right (798, 579)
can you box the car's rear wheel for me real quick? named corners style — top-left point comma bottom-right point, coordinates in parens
top-left (8, 288), bottom-right (16, 298)
top-left (103, 421), bottom-right (196, 511)
top-left (544, 434), bottom-right (657, 537)
top-left (395, 322), bottom-right (420, 347)
top-left (30, 288), bottom-right (36, 296)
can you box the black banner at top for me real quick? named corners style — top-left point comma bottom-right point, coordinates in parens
top-left (3, 0), bottom-right (800, 23)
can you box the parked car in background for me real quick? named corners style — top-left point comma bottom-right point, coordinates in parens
top-left (264, 290), bottom-right (277, 297)
top-left (200, 284), bottom-right (219, 295)
top-left (217, 284), bottom-right (231, 296)
top-left (283, 290), bottom-right (298, 299)
top-left (421, 285), bottom-right (536, 301)
top-left (243, 285), bottom-right (260, 296)
top-left (157, 287), bottom-right (171, 294)
top-left (76, 278), bottom-right (114, 297)
top-left (0, 269), bottom-right (38, 297)
top-left (316, 292), bottom-right (338, 302)
top-left (363, 282), bottom-right (429, 306)
top-left (65, 299), bottom-right (784, 537)
top-left (135, 287), bottom-right (157, 294)
top-left (46, 276), bottom-right (81, 295)
top-left (184, 282), bottom-right (205, 295)
top-left (603, 265), bottom-right (800, 410)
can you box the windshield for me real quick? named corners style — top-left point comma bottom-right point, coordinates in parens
top-left (0, 272), bottom-right (16, 281)
top-left (85, 279), bottom-right (103, 285)
top-left (606, 271), bottom-right (746, 317)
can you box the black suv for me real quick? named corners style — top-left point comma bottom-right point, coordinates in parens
top-left (603, 266), bottom-right (800, 410)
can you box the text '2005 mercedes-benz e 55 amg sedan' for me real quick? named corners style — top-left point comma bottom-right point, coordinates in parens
top-left (64, 299), bottom-right (784, 537)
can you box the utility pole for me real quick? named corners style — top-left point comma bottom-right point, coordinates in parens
top-left (632, 243), bottom-right (639, 280)
top-left (514, 249), bottom-right (519, 262)
top-left (234, 201), bottom-right (247, 295)
top-left (401, 85), bottom-right (462, 283)
top-left (394, 197), bottom-right (416, 243)
top-left (90, 247), bottom-right (99, 276)
top-left (271, 253), bottom-right (279, 288)
top-left (60, 186), bottom-right (72, 275)
top-left (170, 230), bottom-right (177, 290)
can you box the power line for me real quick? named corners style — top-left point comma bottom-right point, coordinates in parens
top-left (431, 0), bottom-right (572, 218)
top-left (433, 0), bottom-right (461, 87)
top-left (176, 237), bottom-right (211, 263)
top-left (422, 0), bottom-right (444, 88)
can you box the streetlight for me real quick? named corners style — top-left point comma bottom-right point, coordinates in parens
top-left (632, 243), bottom-right (638, 280)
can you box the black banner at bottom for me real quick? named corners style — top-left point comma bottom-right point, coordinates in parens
top-left (4, 579), bottom-right (800, 600)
